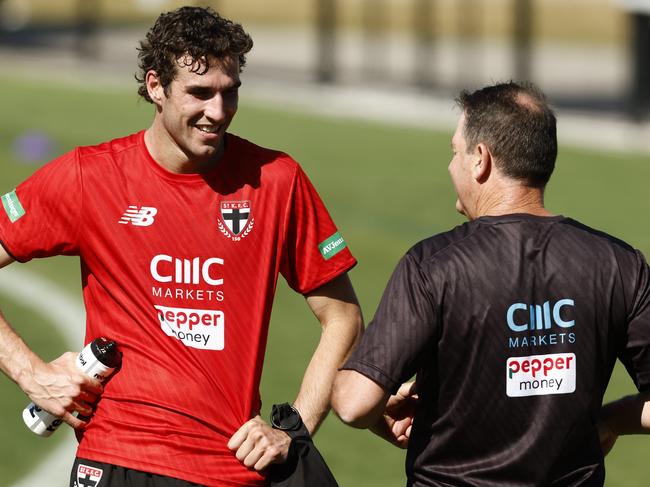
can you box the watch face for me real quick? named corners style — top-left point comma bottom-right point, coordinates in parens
top-left (271, 403), bottom-right (302, 431)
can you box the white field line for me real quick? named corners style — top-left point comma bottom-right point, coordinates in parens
top-left (0, 265), bottom-right (85, 487)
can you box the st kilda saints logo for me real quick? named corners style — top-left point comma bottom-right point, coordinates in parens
top-left (75, 464), bottom-right (104, 487)
top-left (218, 200), bottom-right (254, 241)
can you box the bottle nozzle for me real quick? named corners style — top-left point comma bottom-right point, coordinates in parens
top-left (90, 337), bottom-right (121, 368)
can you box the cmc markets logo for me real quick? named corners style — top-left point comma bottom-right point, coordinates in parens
top-left (506, 353), bottom-right (576, 397)
top-left (150, 255), bottom-right (224, 286)
top-left (507, 299), bottom-right (575, 332)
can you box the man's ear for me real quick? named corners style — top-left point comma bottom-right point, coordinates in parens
top-left (473, 142), bottom-right (492, 183)
top-left (145, 70), bottom-right (165, 105)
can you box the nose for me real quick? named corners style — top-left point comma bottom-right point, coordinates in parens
top-left (204, 94), bottom-right (226, 123)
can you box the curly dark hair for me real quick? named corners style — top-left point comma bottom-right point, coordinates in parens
top-left (136, 6), bottom-right (253, 103)
top-left (456, 81), bottom-right (557, 188)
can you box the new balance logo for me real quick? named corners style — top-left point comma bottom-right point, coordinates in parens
top-left (119, 206), bottom-right (158, 226)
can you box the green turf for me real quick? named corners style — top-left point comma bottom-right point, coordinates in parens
top-left (1, 74), bottom-right (650, 486)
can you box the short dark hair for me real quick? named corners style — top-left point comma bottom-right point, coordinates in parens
top-left (136, 6), bottom-right (253, 103)
top-left (456, 81), bottom-right (557, 187)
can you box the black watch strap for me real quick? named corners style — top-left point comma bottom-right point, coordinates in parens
top-left (270, 403), bottom-right (310, 440)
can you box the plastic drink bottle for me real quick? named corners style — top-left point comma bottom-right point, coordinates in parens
top-left (22, 337), bottom-right (120, 437)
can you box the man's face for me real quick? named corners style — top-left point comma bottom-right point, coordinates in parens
top-left (448, 113), bottom-right (476, 218)
top-left (156, 55), bottom-right (240, 165)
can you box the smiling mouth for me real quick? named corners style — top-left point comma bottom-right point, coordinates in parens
top-left (195, 124), bottom-right (221, 134)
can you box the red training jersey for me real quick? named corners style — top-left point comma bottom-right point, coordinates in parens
top-left (0, 131), bottom-right (356, 486)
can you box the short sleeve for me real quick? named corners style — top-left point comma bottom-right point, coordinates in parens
top-left (0, 149), bottom-right (82, 261)
top-left (620, 251), bottom-right (650, 391)
top-left (342, 252), bottom-right (437, 393)
top-left (280, 165), bottom-right (356, 294)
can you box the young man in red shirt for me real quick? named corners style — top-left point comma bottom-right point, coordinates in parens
top-left (0, 7), bottom-right (362, 486)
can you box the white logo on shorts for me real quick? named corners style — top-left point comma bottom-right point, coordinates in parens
top-left (76, 464), bottom-right (104, 487)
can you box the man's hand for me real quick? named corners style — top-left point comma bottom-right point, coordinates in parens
top-left (21, 352), bottom-right (103, 429)
top-left (370, 381), bottom-right (418, 448)
top-left (227, 416), bottom-right (292, 471)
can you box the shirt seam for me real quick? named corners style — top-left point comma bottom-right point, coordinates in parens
top-left (300, 258), bottom-right (357, 295)
top-left (74, 147), bottom-right (85, 249)
top-left (279, 160), bottom-right (298, 275)
top-left (342, 358), bottom-right (399, 391)
top-left (0, 238), bottom-right (23, 262)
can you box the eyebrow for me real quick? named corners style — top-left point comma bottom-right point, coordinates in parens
top-left (186, 80), bottom-right (242, 91)
top-left (226, 80), bottom-right (242, 90)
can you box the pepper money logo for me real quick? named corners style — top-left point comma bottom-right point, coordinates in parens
top-left (157, 304), bottom-right (224, 350)
top-left (506, 352), bottom-right (576, 397)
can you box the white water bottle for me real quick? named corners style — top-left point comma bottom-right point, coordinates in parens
top-left (22, 337), bottom-right (121, 437)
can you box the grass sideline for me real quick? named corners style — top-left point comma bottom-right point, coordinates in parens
top-left (1, 75), bottom-right (650, 486)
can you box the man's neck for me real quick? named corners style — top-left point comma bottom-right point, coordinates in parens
top-left (472, 184), bottom-right (552, 219)
top-left (143, 126), bottom-right (225, 175)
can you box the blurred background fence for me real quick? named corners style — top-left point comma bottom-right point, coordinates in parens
top-left (0, 0), bottom-right (649, 120)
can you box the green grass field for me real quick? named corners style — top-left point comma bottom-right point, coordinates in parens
top-left (1, 74), bottom-right (649, 486)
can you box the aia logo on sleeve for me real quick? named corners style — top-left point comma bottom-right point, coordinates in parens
top-left (118, 205), bottom-right (158, 226)
top-left (218, 200), bottom-right (254, 241)
top-left (75, 464), bottom-right (103, 487)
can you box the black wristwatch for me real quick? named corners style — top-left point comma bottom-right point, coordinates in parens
top-left (270, 403), bottom-right (310, 439)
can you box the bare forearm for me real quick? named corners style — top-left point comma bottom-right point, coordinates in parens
top-left (332, 370), bottom-right (389, 428)
top-left (296, 274), bottom-right (363, 434)
top-left (600, 392), bottom-right (650, 436)
top-left (0, 252), bottom-right (37, 385)
top-left (0, 311), bottom-right (43, 388)
top-left (0, 250), bottom-right (99, 427)
top-left (0, 310), bottom-right (102, 427)
top-left (294, 311), bottom-right (363, 433)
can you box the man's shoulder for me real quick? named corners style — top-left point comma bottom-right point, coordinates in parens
top-left (72, 131), bottom-right (166, 183)
top-left (407, 215), bottom-right (640, 268)
top-left (227, 133), bottom-right (297, 172)
top-left (558, 217), bottom-right (636, 253)
top-left (22, 132), bottom-right (141, 181)
top-left (74, 131), bottom-right (143, 163)
top-left (407, 221), bottom-right (476, 264)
